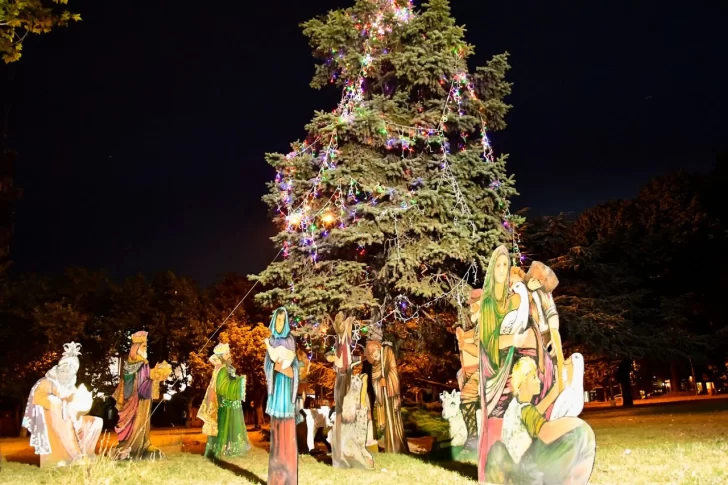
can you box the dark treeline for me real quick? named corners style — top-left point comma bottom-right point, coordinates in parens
top-left (0, 271), bottom-right (272, 435)
top-left (1, 162), bottom-right (727, 436)
top-left (521, 160), bottom-right (728, 406)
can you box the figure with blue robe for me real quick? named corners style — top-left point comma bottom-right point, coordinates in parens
top-left (264, 307), bottom-right (300, 485)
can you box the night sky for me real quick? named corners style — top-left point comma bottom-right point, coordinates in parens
top-left (2, 0), bottom-right (726, 285)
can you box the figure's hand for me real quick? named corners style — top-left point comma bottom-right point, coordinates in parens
top-left (527, 279), bottom-right (542, 291)
top-left (274, 361), bottom-right (283, 372)
top-left (455, 327), bottom-right (464, 346)
top-left (379, 378), bottom-right (386, 388)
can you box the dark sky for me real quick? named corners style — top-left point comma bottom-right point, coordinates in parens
top-left (3, 0), bottom-right (726, 285)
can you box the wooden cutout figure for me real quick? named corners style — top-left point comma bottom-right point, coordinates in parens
top-left (199, 343), bottom-right (250, 458)
top-left (477, 246), bottom-right (595, 484)
top-left (454, 289), bottom-right (486, 456)
top-left (525, 261), bottom-right (585, 418)
top-left (112, 331), bottom-right (171, 460)
top-left (365, 330), bottom-right (408, 454)
top-left (264, 307), bottom-right (300, 485)
top-left (484, 357), bottom-right (595, 484)
top-left (22, 342), bottom-right (103, 468)
top-left (328, 372), bottom-right (375, 469)
top-left (327, 312), bottom-right (374, 468)
top-left (440, 389), bottom-right (482, 449)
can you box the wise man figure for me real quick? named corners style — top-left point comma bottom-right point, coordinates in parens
top-left (23, 342), bottom-right (102, 468)
top-left (364, 328), bottom-right (408, 454)
top-left (112, 330), bottom-right (171, 460)
top-left (198, 343), bottom-right (250, 458)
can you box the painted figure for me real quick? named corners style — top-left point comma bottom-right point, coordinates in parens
top-left (112, 330), bottom-right (171, 460)
top-left (23, 342), bottom-right (102, 468)
top-left (485, 357), bottom-right (595, 484)
top-left (265, 307), bottom-right (300, 485)
top-left (476, 247), bottom-right (594, 484)
top-left (199, 343), bottom-right (250, 458)
top-left (365, 335), bottom-right (408, 454)
top-left (454, 289), bottom-right (485, 454)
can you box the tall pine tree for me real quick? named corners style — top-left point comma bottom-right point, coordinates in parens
top-left (253, 0), bottom-right (518, 338)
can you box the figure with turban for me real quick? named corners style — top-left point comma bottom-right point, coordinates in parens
top-left (112, 331), bottom-right (171, 460)
top-left (199, 342), bottom-right (250, 458)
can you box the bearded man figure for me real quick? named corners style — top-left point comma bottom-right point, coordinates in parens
top-left (112, 331), bottom-right (171, 460)
top-left (199, 343), bottom-right (250, 458)
top-left (23, 342), bottom-right (102, 468)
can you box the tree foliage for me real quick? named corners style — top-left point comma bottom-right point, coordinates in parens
top-left (522, 168), bottom-right (727, 402)
top-left (0, 0), bottom-right (81, 62)
top-left (253, 0), bottom-right (517, 339)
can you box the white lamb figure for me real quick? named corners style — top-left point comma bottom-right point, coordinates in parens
top-left (440, 390), bottom-right (482, 447)
top-left (500, 282), bottom-right (530, 335)
top-left (550, 353), bottom-right (585, 419)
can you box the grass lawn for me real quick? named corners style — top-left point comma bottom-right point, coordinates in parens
top-left (1, 399), bottom-right (727, 484)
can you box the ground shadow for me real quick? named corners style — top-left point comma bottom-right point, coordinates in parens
top-left (1, 451), bottom-right (39, 466)
top-left (209, 457), bottom-right (266, 485)
top-left (409, 451), bottom-right (478, 481)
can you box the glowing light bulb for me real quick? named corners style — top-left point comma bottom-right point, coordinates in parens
top-left (288, 212), bottom-right (302, 227)
top-left (321, 212), bottom-right (336, 225)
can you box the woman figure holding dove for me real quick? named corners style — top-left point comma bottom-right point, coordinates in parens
top-left (264, 307), bottom-right (300, 485)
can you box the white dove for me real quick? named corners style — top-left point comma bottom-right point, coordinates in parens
top-left (550, 353), bottom-right (585, 419)
top-left (499, 281), bottom-right (530, 336)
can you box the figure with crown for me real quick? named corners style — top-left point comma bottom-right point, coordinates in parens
top-left (264, 307), bottom-right (301, 485)
top-left (112, 330), bottom-right (172, 460)
top-left (22, 342), bottom-right (102, 468)
top-left (198, 342), bottom-right (250, 458)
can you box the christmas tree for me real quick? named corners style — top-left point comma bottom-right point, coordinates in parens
top-left (252, 0), bottom-right (519, 341)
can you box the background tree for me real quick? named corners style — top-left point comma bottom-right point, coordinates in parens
top-left (522, 169), bottom-right (724, 406)
top-left (0, 0), bottom-right (81, 62)
top-left (253, 0), bottom-right (517, 346)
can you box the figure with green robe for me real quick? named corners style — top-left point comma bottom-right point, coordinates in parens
top-left (198, 343), bottom-right (250, 458)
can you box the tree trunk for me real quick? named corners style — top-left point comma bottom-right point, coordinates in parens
top-left (15, 402), bottom-right (23, 437)
top-left (670, 360), bottom-right (681, 393)
top-left (617, 359), bottom-right (634, 407)
top-left (186, 399), bottom-right (194, 428)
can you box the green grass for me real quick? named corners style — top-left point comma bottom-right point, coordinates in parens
top-left (1, 400), bottom-right (727, 484)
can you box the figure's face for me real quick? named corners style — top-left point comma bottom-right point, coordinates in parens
top-left (494, 254), bottom-right (509, 284)
top-left (522, 369), bottom-right (541, 398)
top-left (223, 351), bottom-right (231, 363)
top-left (56, 363), bottom-right (77, 387)
top-left (138, 343), bottom-right (148, 360)
top-left (470, 301), bottom-right (481, 324)
top-left (370, 347), bottom-right (381, 362)
top-left (275, 312), bottom-right (286, 333)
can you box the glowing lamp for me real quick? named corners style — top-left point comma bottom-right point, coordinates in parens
top-left (288, 212), bottom-right (302, 227)
top-left (321, 212), bottom-right (336, 225)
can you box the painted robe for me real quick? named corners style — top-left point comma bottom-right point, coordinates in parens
top-left (265, 331), bottom-right (300, 485)
top-left (200, 366), bottom-right (250, 458)
top-left (371, 345), bottom-right (408, 454)
top-left (112, 359), bottom-right (156, 459)
top-left (23, 377), bottom-right (102, 467)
